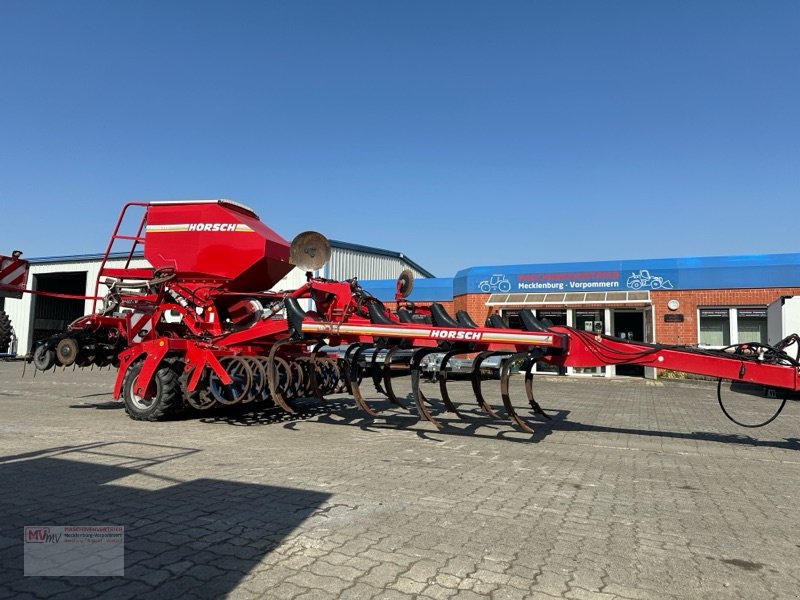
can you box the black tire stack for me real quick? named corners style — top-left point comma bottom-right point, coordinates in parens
top-left (0, 310), bottom-right (12, 354)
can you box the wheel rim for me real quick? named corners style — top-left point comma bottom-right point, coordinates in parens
top-left (34, 345), bottom-right (55, 370)
top-left (130, 377), bottom-right (158, 410)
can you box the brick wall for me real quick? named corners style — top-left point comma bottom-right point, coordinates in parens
top-left (448, 288), bottom-right (800, 345)
top-left (454, 293), bottom-right (492, 325)
top-left (652, 288), bottom-right (800, 345)
top-left (384, 300), bottom-right (455, 317)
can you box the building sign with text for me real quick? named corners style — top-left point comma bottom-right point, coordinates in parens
top-left (455, 253), bottom-right (800, 297)
top-left (463, 264), bottom-right (678, 295)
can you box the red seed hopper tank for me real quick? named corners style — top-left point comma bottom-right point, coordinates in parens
top-left (141, 200), bottom-right (293, 291)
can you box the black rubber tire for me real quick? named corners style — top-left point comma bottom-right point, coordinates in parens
top-left (122, 359), bottom-right (185, 421)
top-left (33, 344), bottom-right (56, 370)
top-left (0, 310), bottom-right (11, 353)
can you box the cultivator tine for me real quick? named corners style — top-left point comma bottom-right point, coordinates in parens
top-left (335, 358), bottom-right (349, 393)
top-left (522, 356), bottom-right (550, 420)
top-left (380, 346), bottom-right (406, 407)
top-left (470, 351), bottom-right (501, 419)
top-left (411, 347), bottom-right (443, 429)
top-left (348, 344), bottom-right (379, 417)
top-left (267, 338), bottom-right (296, 413)
top-left (308, 342), bottom-right (327, 402)
top-left (436, 350), bottom-right (463, 415)
top-left (500, 353), bottom-right (535, 433)
top-left (342, 343), bottom-right (363, 394)
top-left (369, 344), bottom-right (386, 395)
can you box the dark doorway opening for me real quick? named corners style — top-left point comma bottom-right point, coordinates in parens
top-left (536, 309), bottom-right (567, 375)
top-left (613, 310), bottom-right (645, 376)
top-left (32, 272), bottom-right (87, 343)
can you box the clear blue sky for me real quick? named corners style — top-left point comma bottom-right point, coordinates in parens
top-left (1, 1), bottom-right (798, 277)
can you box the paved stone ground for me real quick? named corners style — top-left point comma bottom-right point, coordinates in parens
top-left (1, 361), bottom-right (799, 599)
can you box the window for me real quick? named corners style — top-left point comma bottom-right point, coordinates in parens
top-left (737, 308), bottom-right (767, 344)
top-left (698, 307), bottom-right (767, 346)
top-left (699, 309), bottom-right (730, 346)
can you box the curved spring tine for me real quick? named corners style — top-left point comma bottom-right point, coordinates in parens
top-left (335, 358), bottom-right (349, 393)
top-left (411, 347), bottom-right (443, 429)
top-left (370, 344), bottom-right (387, 395)
top-left (522, 355), bottom-right (550, 420)
top-left (436, 349), bottom-right (463, 415)
top-left (470, 351), bottom-right (501, 418)
top-left (380, 346), bottom-right (406, 407)
top-left (267, 338), bottom-right (296, 413)
top-left (309, 342), bottom-right (327, 402)
top-left (500, 352), bottom-right (534, 433)
top-left (349, 344), bottom-right (379, 417)
top-left (341, 343), bottom-right (362, 394)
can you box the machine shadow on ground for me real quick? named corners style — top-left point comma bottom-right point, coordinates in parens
top-left (0, 442), bottom-right (330, 599)
top-left (199, 395), bottom-right (567, 444)
top-left (197, 393), bottom-right (800, 451)
top-left (551, 419), bottom-right (800, 451)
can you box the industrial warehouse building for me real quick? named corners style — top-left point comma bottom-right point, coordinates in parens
top-left (362, 252), bottom-right (800, 378)
top-left (1, 242), bottom-right (432, 357)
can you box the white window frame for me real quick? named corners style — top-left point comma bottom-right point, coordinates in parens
top-left (697, 306), bottom-right (767, 348)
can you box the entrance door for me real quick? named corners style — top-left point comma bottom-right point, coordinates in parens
top-left (612, 310), bottom-right (645, 376)
top-left (572, 309), bottom-right (606, 375)
top-left (536, 309), bottom-right (567, 375)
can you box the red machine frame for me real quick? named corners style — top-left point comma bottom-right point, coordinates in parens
top-left (23, 200), bottom-right (800, 432)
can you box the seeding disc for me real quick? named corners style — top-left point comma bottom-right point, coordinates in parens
top-left (290, 231), bottom-right (331, 271)
top-left (397, 269), bottom-right (414, 298)
top-left (56, 337), bottom-right (80, 367)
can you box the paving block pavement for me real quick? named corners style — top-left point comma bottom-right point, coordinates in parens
top-left (0, 362), bottom-right (799, 598)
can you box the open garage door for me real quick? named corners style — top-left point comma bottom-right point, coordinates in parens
top-left (31, 272), bottom-right (87, 343)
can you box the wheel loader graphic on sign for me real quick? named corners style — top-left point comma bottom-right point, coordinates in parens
top-left (626, 270), bottom-right (673, 290)
top-left (478, 274), bottom-right (512, 293)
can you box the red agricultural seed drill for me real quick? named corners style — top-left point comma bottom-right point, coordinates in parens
top-left (21, 199), bottom-right (800, 431)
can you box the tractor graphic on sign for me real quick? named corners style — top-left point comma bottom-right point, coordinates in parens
top-left (478, 274), bottom-right (512, 293)
top-left (626, 270), bottom-right (673, 290)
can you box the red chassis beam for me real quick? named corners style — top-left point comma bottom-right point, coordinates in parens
top-left (545, 326), bottom-right (800, 391)
top-left (300, 320), bottom-right (567, 352)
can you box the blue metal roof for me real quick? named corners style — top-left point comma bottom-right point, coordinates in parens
top-left (28, 251), bottom-right (146, 265)
top-left (360, 278), bottom-right (454, 302)
top-left (454, 253), bottom-right (800, 295)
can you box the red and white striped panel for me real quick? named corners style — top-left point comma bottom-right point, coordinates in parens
top-left (0, 255), bottom-right (29, 299)
top-left (129, 311), bottom-right (154, 343)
